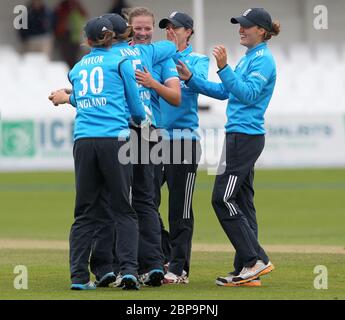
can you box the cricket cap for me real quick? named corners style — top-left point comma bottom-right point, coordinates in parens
top-left (159, 12), bottom-right (194, 29)
top-left (231, 8), bottom-right (273, 31)
top-left (101, 13), bottom-right (128, 35)
top-left (84, 17), bottom-right (113, 41)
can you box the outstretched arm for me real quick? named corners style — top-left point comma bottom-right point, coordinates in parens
top-left (177, 60), bottom-right (228, 101)
top-left (149, 30), bottom-right (178, 65)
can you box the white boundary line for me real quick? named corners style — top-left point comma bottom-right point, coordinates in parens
top-left (0, 240), bottom-right (344, 254)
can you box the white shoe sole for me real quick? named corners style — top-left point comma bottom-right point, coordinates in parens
top-left (233, 262), bottom-right (274, 285)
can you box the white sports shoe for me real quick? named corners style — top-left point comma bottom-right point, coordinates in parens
top-left (163, 271), bottom-right (189, 284)
top-left (215, 272), bottom-right (237, 286)
top-left (138, 269), bottom-right (164, 287)
top-left (109, 273), bottom-right (124, 288)
top-left (233, 260), bottom-right (274, 284)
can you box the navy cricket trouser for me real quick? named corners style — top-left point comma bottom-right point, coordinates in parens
top-left (90, 128), bottom-right (164, 277)
top-left (89, 189), bottom-right (115, 279)
top-left (163, 139), bottom-right (201, 276)
top-left (153, 163), bottom-right (172, 265)
top-left (211, 133), bottom-right (269, 271)
top-left (70, 138), bottom-right (138, 284)
top-left (152, 131), bottom-right (172, 265)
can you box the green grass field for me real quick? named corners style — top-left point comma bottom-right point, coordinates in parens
top-left (0, 169), bottom-right (344, 300)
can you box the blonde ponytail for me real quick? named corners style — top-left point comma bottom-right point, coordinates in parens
top-left (115, 26), bottom-right (134, 42)
top-left (85, 30), bottom-right (115, 48)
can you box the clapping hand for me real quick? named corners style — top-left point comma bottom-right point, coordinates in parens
top-left (213, 45), bottom-right (228, 69)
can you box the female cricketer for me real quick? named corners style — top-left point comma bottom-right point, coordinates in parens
top-left (158, 11), bottom-right (210, 284)
top-left (177, 8), bottom-right (280, 287)
top-left (130, 6), bottom-right (181, 271)
top-left (88, 12), bottom-right (179, 288)
top-left (48, 16), bottom-right (147, 290)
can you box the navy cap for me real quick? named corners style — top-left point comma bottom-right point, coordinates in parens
top-left (84, 17), bottom-right (113, 41)
top-left (159, 12), bottom-right (193, 29)
top-left (101, 13), bottom-right (128, 35)
top-left (231, 8), bottom-right (273, 31)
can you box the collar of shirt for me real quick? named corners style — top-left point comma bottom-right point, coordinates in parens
top-left (112, 41), bottom-right (129, 49)
top-left (91, 47), bottom-right (109, 53)
top-left (179, 44), bottom-right (193, 57)
top-left (245, 41), bottom-right (267, 56)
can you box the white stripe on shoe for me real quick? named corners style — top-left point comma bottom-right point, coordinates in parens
top-left (223, 175), bottom-right (238, 216)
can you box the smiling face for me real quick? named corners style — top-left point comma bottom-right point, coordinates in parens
top-left (239, 25), bottom-right (266, 48)
top-left (130, 15), bottom-right (154, 44)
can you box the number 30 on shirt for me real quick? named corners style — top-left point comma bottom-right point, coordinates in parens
top-left (78, 67), bottom-right (104, 97)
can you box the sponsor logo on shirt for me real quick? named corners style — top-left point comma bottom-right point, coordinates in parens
top-left (251, 72), bottom-right (267, 82)
top-left (256, 49), bottom-right (264, 57)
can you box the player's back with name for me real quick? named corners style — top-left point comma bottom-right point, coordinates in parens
top-left (69, 50), bottom-right (125, 110)
top-left (68, 48), bottom-right (135, 140)
top-left (80, 55), bottom-right (105, 66)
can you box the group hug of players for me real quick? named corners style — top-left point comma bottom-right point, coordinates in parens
top-left (49, 6), bottom-right (280, 290)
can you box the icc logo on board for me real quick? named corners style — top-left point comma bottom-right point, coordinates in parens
top-left (0, 120), bottom-right (74, 158)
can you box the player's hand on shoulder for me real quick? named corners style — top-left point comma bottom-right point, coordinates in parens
top-left (135, 67), bottom-right (154, 88)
